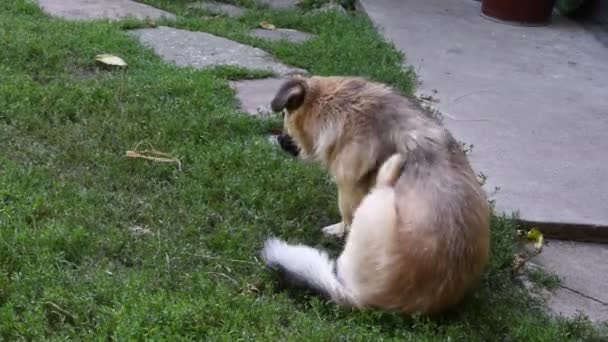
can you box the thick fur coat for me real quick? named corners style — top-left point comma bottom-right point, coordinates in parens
top-left (262, 76), bottom-right (490, 315)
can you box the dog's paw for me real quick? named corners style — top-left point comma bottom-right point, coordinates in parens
top-left (322, 222), bottom-right (347, 238)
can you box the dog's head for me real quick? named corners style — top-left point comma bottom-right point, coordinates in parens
top-left (270, 76), bottom-right (314, 158)
top-left (270, 76), bottom-right (377, 160)
top-left (271, 76), bottom-right (344, 159)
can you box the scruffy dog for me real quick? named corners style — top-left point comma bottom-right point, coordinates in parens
top-left (262, 76), bottom-right (490, 315)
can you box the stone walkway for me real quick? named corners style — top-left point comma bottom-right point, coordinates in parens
top-left (230, 78), bottom-right (286, 115)
top-left (259, 0), bottom-right (299, 9)
top-left (38, 0), bottom-right (310, 116)
top-left (249, 28), bottom-right (313, 42)
top-left (38, 0), bottom-right (175, 20)
top-left (187, 1), bottom-right (245, 17)
top-left (129, 26), bottom-right (306, 77)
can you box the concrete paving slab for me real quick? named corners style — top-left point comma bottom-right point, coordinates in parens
top-left (259, 0), bottom-right (299, 9)
top-left (248, 28), bottom-right (313, 43)
top-left (187, 1), bottom-right (244, 17)
top-left (230, 78), bottom-right (285, 115)
top-left (358, 0), bottom-right (608, 239)
top-left (521, 273), bottom-right (608, 323)
top-left (129, 27), bottom-right (306, 77)
top-left (531, 240), bottom-right (608, 306)
top-left (38, 0), bottom-right (175, 21)
top-left (310, 2), bottom-right (347, 14)
top-left (528, 240), bottom-right (608, 322)
top-left (543, 286), bottom-right (608, 323)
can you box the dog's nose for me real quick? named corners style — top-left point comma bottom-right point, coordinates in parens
top-left (278, 134), bottom-right (299, 157)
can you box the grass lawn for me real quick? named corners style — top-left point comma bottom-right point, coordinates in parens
top-left (0, 0), bottom-right (606, 340)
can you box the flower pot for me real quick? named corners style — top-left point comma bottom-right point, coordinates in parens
top-left (481, 0), bottom-right (558, 25)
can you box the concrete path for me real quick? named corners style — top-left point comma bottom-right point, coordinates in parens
top-left (259, 0), bottom-right (299, 9)
top-left (358, 0), bottom-right (608, 240)
top-left (249, 28), bottom-right (314, 43)
top-left (529, 240), bottom-right (608, 322)
top-left (231, 78), bottom-right (285, 115)
top-left (129, 27), bottom-right (307, 77)
top-left (38, 0), bottom-right (175, 20)
top-left (37, 0), bottom-right (309, 114)
top-left (187, 2), bottom-right (245, 17)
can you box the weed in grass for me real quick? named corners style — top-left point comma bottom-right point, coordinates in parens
top-left (527, 268), bottom-right (562, 291)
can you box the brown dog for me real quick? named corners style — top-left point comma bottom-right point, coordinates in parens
top-left (262, 76), bottom-right (490, 315)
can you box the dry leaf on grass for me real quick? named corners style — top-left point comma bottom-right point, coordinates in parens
top-left (526, 227), bottom-right (544, 253)
top-left (129, 225), bottom-right (152, 237)
top-left (259, 21), bottom-right (276, 30)
top-left (125, 142), bottom-right (182, 171)
top-left (513, 253), bottom-right (528, 273)
top-left (512, 227), bottom-right (545, 273)
top-left (95, 54), bottom-right (127, 67)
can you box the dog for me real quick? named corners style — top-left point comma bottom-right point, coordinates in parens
top-left (261, 76), bottom-right (490, 315)
top-left (277, 132), bottom-right (300, 157)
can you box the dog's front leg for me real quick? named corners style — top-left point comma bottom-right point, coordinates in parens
top-left (322, 182), bottom-right (366, 238)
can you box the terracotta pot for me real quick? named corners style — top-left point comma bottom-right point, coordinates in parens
top-left (481, 0), bottom-right (558, 24)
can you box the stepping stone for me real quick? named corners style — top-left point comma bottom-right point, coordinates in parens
top-left (528, 240), bottom-right (608, 322)
top-left (230, 78), bottom-right (285, 115)
top-left (311, 2), bottom-right (347, 13)
top-left (129, 27), bottom-right (306, 77)
top-left (267, 134), bottom-right (280, 145)
top-left (38, 0), bottom-right (175, 21)
top-left (187, 1), bottom-right (244, 17)
top-left (249, 28), bottom-right (313, 43)
top-left (259, 0), bottom-right (300, 9)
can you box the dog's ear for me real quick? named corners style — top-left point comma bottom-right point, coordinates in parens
top-left (271, 78), bottom-right (307, 113)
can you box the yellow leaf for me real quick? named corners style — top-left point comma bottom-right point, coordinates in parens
top-left (95, 54), bottom-right (127, 67)
top-left (526, 227), bottom-right (544, 252)
top-left (526, 227), bottom-right (541, 240)
top-left (259, 21), bottom-right (276, 30)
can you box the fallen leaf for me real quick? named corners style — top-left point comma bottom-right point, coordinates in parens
top-left (129, 225), bottom-right (152, 237)
top-left (513, 253), bottom-right (528, 273)
top-left (95, 54), bottom-right (127, 67)
top-left (526, 227), bottom-right (544, 253)
top-left (418, 94), bottom-right (439, 103)
top-left (259, 21), bottom-right (276, 30)
top-left (125, 142), bottom-right (182, 171)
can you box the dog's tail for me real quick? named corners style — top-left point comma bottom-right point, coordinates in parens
top-left (261, 238), bottom-right (358, 306)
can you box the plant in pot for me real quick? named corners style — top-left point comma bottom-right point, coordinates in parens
top-left (481, 0), bottom-right (558, 25)
top-left (556, 0), bottom-right (586, 16)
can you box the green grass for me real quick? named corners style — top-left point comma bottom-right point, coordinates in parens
top-left (0, 0), bottom-right (606, 340)
top-left (527, 268), bottom-right (562, 291)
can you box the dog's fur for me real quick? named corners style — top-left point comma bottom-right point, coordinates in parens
top-left (262, 76), bottom-right (490, 315)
